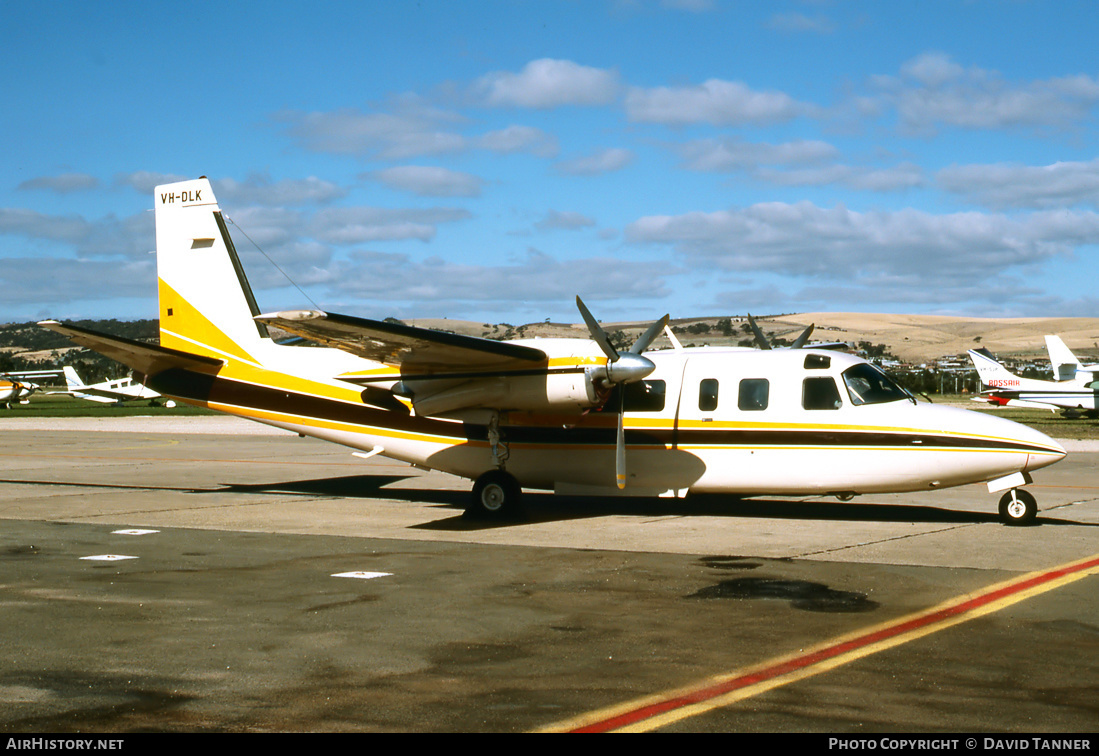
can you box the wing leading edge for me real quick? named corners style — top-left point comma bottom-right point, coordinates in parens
top-left (255, 310), bottom-right (549, 379)
top-left (38, 320), bottom-right (224, 377)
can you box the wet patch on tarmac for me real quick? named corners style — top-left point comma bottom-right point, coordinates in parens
top-left (688, 576), bottom-right (880, 613)
top-left (698, 555), bottom-right (766, 571)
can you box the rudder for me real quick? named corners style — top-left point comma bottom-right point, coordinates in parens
top-left (154, 178), bottom-right (269, 363)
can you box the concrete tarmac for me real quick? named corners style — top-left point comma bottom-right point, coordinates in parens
top-left (0, 417), bottom-right (1097, 733)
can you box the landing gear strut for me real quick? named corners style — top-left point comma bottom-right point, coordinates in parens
top-left (468, 469), bottom-right (523, 520)
top-left (998, 488), bottom-right (1037, 526)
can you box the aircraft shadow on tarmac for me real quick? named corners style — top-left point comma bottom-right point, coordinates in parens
top-left (203, 474), bottom-right (1087, 530)
top-left (224, 474), bottom-right (1091, 532)
top-left (4, 474), bottom-right (1093, 531)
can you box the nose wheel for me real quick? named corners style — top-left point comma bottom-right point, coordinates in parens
top-left (998, 488), bottom-right (1037, 526)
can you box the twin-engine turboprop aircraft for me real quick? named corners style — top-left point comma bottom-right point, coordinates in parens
top-left (40, 178), bottom-right (1065, 525)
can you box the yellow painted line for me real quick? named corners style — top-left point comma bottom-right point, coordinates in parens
top-left (537, 553), bottom-right (1099, 733)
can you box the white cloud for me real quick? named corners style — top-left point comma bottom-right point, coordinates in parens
top-left (0, 207), bottom-right (151, 259)
top-left (677, 137), bottom-right (837, 171)
top-left (766, 12), bottom-right (836, 35)
top-left (478, 125), bottom-right (559, 157)
top-left (626, 79), bottom-right (810, 126)
top-left (625, 202), bottom-right (1099, 286)
top-left (0, 257), bottom-right (155, 309)
top-left (474, 59), bottom-right (620, 109)
top-left (275, 105), bottom-right (468, 160)
top-left (309, 206), bottom-right (471, 244)
top-left (370, 166), bottom-right (485, 197)
top-left (328, 248), bottom-right (672, 310)
top-left (535, 210), bottom-right (597, 231)
top-left (18, 173), bottom-right (100, 193)
top-left (938, 159), bottom-right (1099, 209)
top-left (113, 171), bottom-right (191, 194)
top-left (873, 52), bottom-right (1099, 134)
top-left (555, 148), bottom-right (634, 176)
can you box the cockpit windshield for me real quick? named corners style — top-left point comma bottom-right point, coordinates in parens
top-left (841, 363), bottom-right (912, 406)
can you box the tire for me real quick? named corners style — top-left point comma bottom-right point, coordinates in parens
top-left (998, 488), bottom-right (1037, 526)
top-left (468, 470), bottom-right (523, 520)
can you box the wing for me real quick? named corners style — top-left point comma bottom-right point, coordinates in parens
top-left (255, 310), bottom-right (548, 380)
top-left (38, 320), bottom-right (223, 377)
top-left (62, 386), bottom-right (149, 402)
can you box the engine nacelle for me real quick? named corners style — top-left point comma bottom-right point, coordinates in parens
top-left (407, 369), bottom-right (604, 417)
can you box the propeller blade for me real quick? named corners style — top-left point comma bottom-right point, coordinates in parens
top-left (628, 314), bottom-right (670, 354)
top-left (616, 390), bottom-right (626, 489)
top-left (576, 296), bottom-right (619, 363)
top-left (747, 314), bottom-right (772, 350)
top-left (791, 323), bottom-right (815, 349)
top-left (576, 296), bottom-right (658, 387)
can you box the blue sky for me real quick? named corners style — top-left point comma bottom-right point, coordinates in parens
top-left (4, 0), bottom-right (1099, 325)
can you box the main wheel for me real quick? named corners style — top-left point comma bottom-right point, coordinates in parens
top-left (468, 470), bottom-right (523, 520)
top-left (998, 488), bottom-right (1037, 526)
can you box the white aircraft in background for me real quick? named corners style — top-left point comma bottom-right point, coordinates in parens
top-left (39, 178), bottom-right (1065, 525)
top-left (969, 347), bottom-right (1099, 418)
top-left (0, 369), bottom-right (64, 408)
top-left (1045, 335), bottom-right (1099, 383)
top-left (52, 366), bottom-right (175, 407)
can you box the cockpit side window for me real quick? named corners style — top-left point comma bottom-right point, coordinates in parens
top-left (803, 376), bottom-right (842, 410)
top-left (623, 379), bottom-right (666, 412)
top-left (841, 364), bottom-right (911, 406)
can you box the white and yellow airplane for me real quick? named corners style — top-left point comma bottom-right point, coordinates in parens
top-left (52, 365), bottom-right (175, 407)
top-left (40, 178), bottom-right (1065, 525)
top-left (0, 369), bottom-right (64, 409)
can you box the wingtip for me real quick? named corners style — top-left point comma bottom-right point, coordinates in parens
top-left (255, 309), bottom-right (326, 322)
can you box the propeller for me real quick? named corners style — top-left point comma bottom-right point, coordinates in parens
top-left (576, 297), bottom-right (669, 489)
top-left (747, 314), bottom-right (815, 350)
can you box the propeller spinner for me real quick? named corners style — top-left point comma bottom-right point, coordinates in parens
top-left (576, 296), bottom-right (669, 489)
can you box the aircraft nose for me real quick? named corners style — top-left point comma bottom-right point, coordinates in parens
top-left (1026, 434), bottom-right (1066, 472)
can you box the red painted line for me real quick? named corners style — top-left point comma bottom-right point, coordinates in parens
top-left (567, 553), bottom-right (1099, 733)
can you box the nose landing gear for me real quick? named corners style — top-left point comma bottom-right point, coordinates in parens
top-left (998, 488), bottom-right (1037, 526)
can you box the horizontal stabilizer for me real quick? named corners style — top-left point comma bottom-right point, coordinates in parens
top-left (255, 310), bottom-right (548, 374)
top-left (38, 320), bottom-right (223, 377)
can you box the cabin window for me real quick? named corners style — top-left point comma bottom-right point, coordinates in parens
top-left (841, 364), bottom-right (911, 406)
top-left (623, 380), bottom-right (666, 412)
top-left (803, 377), bottom-right (842, 410)
top-left (804, 354), bottom-right (831, 370)
top-left (699, 379), bottom-right (719, 412)
top-left (738, 378), bottom-right (769, 411)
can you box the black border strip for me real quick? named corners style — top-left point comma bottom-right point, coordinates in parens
top-left (150, 370), bottom-right (1060, 455)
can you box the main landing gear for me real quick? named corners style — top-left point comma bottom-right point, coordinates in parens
top-left (998, 488), bottom-right (1037, 526)
top-left (468, 469), bottom-right (523, 520)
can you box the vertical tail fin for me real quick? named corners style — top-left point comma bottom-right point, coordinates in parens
top-left (967, 349), bottom-right (1021, 388)
top-left (155, 177), bottom-right (269, 363)
top-left (63, 366), bottom-right (82, 390)
top-left (1044, 335), bottom-right (1080, 382)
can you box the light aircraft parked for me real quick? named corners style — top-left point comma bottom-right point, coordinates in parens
top-left (1045, 335), bottom-right (1099, 383)
top-left (0, 369), bottom-right (64, 409)
top-left (970, 346), bottom-right (1099, 419)
top-left (51, 366), bottom-right (175, 407)
top-left (40, 178), bottom-right (1065, 525)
